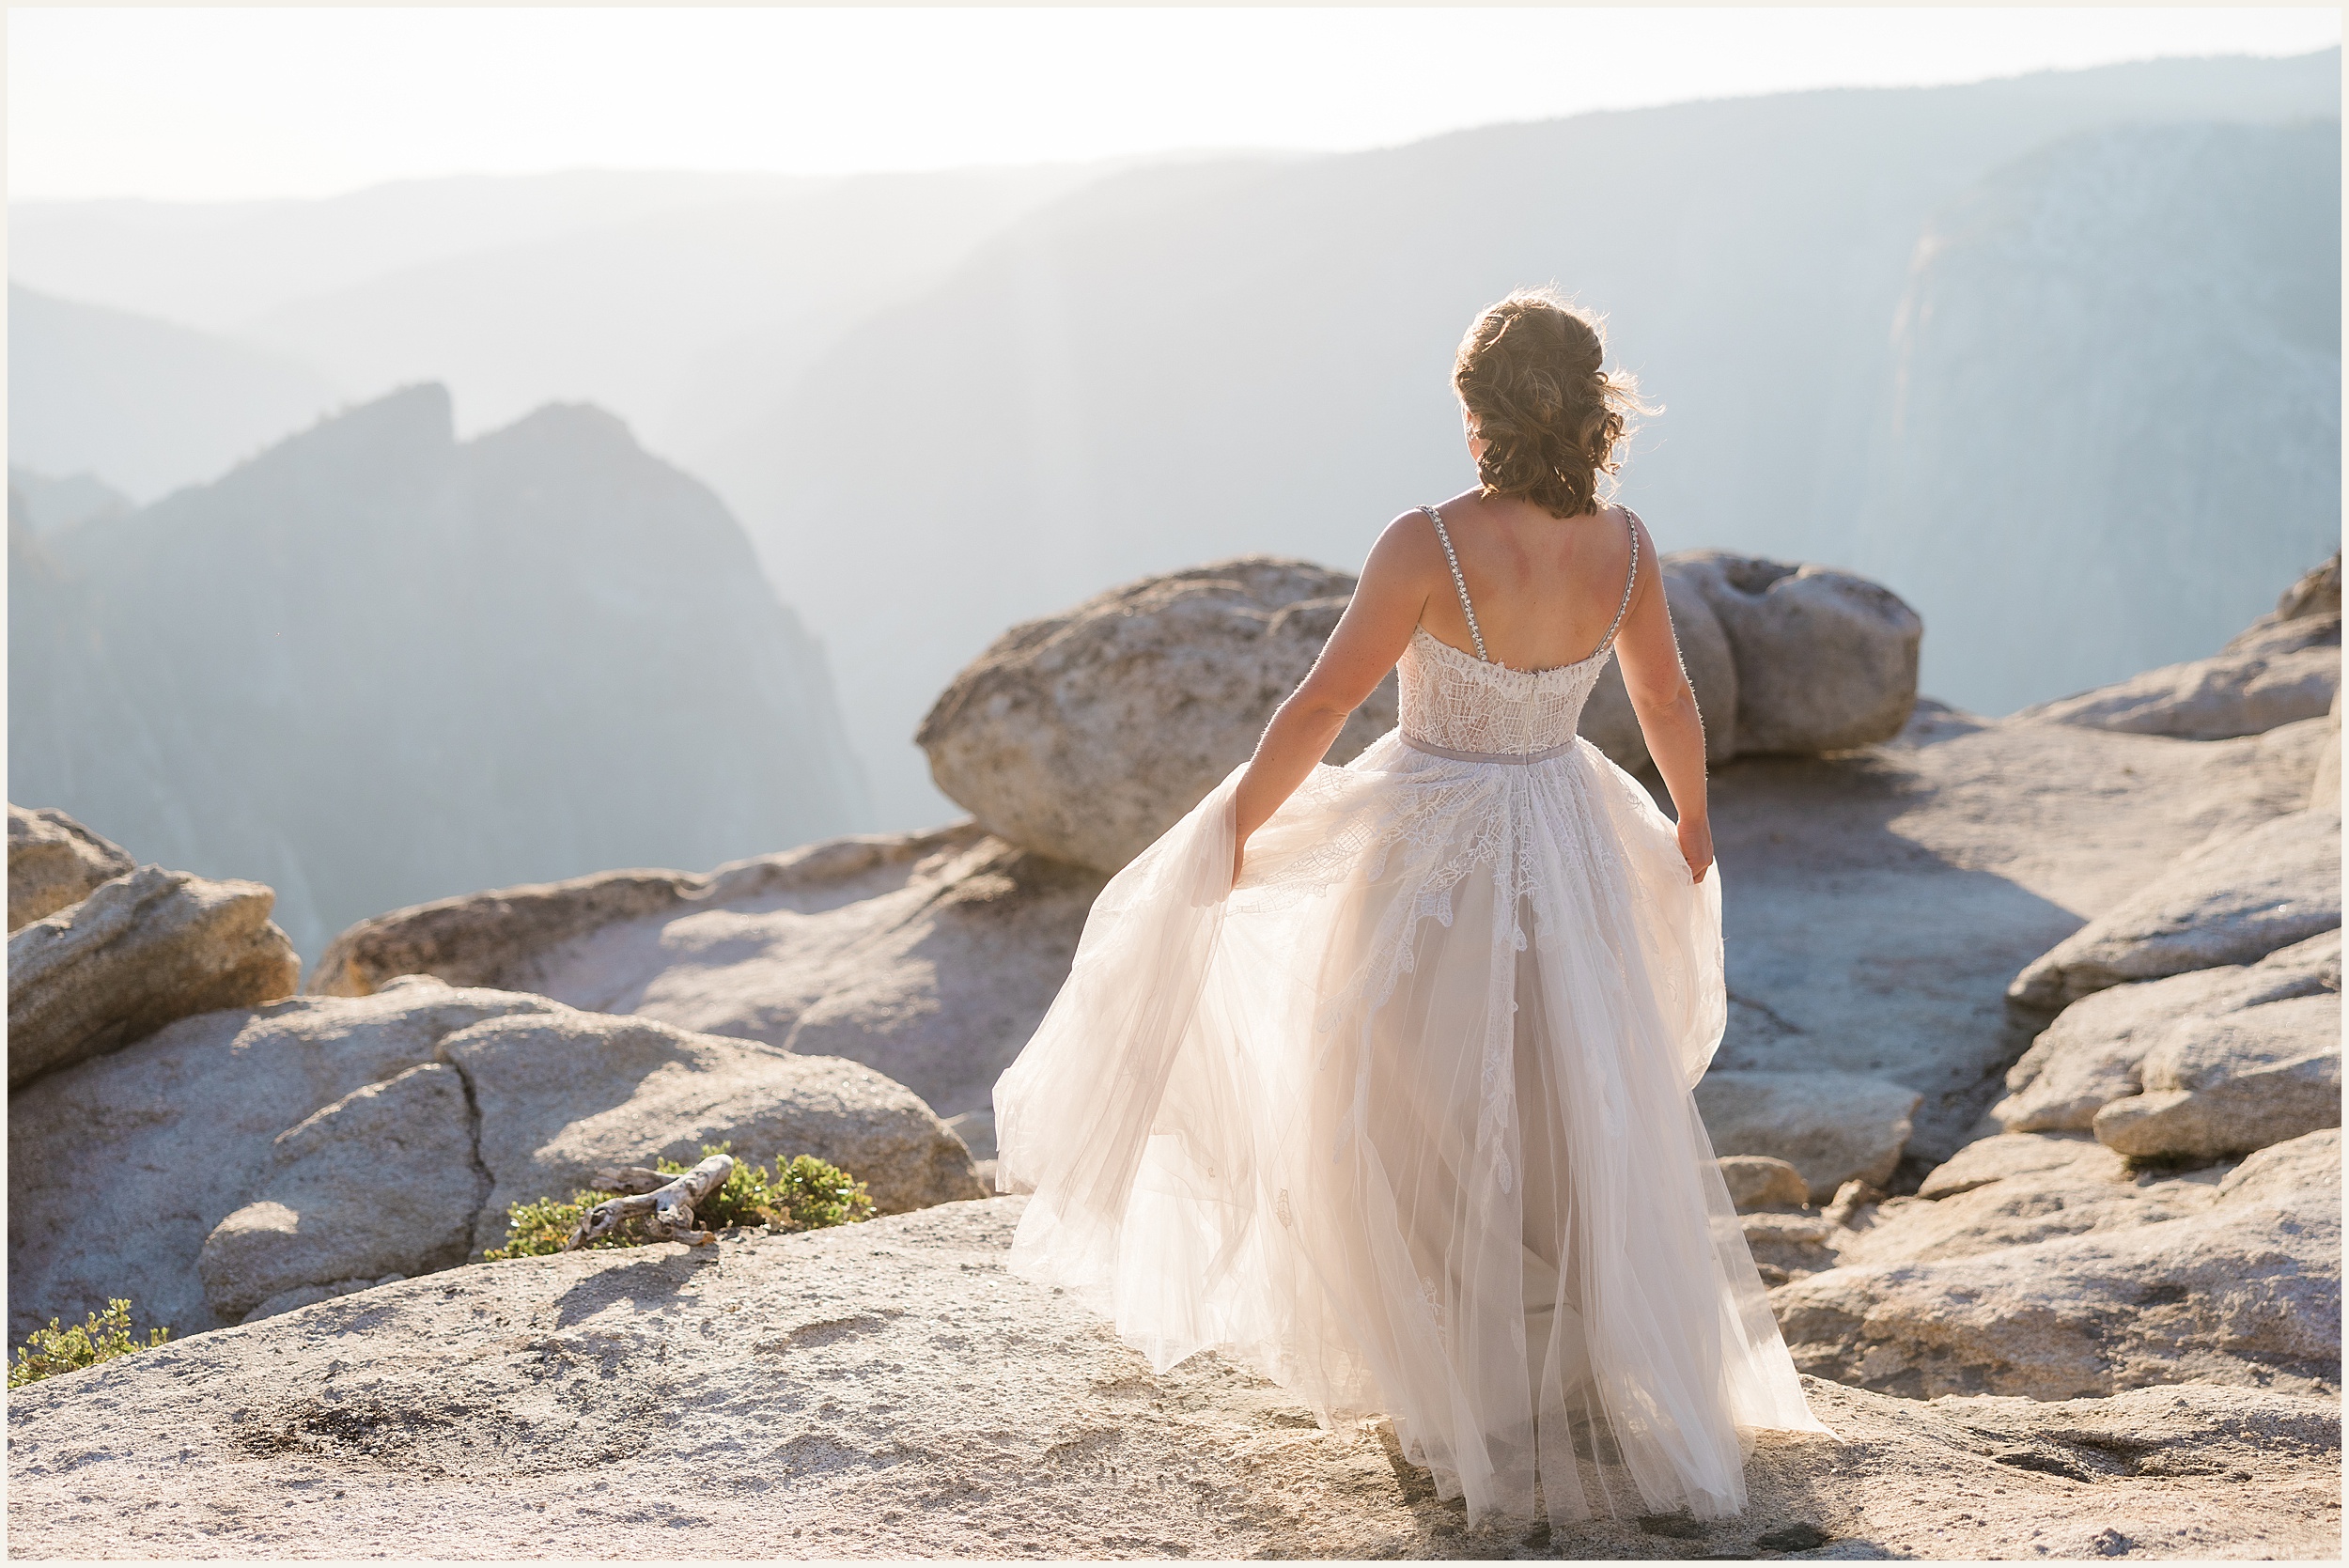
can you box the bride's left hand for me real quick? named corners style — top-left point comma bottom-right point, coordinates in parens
top-left (1676, 814), bottom-right (1714, 884)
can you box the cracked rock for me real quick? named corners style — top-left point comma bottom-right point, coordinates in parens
top-left (8, 984), bottom-right (555, 1341)
top-left (1995, 930), bottom-right (2340, 1136)
top-left (199, 1063), bottom-right (480, 1321)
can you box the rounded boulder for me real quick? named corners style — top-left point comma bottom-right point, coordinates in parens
top-left (917, 557), bottom-right (1398, 874)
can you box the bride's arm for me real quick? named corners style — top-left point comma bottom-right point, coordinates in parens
top-left (1613, 517), bottom-right (1715, 882)
top-left (1230, 515), bottom-right (1436, 877)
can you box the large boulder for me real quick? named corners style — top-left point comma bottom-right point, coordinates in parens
top-left (916, 557), bottom-right (1399, 874)
top-left (1994, 929), bottom-right (2340, 1135)
top-left (2090, 991), bottom-right (2341, 1163)
top-left (1574, 559), bottom-right (1740, 769)
top-left (6, 862), bottom-right (300, 1088)
top-left (312, 824), bottom-right (1105, 1127)
top-left (1692, 1070), bottom-right (1921, 1202)
top-left (2007, 806), bottom-right (2341, 1012)
top-left (1671, 551), bottom-right (1922, 754)
top-left (8, 1195), bottom-right (2341, 1560)
top-left (7, 802), bottom-right (132, 931)
top-left (7, 980), bottom-right (980, 1342)
top-left (442, 1007), bottom-right (983, 1258)
top-left (1772, 1127), bottom-right (2340, 1401)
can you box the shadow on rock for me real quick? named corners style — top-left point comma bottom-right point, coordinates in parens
top-left (551, 1247), bottom-right (724, 1329)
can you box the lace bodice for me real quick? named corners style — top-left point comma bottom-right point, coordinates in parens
top-left (1395, 502), bottom-right (1640, 758)
top-left (1397, 626), bottom-right (1614, 755)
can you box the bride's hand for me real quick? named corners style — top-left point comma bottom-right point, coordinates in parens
top-left (1676, 815), bottom-right (1714, 884)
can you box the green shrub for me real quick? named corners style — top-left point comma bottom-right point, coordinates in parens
top-left (480, 1190), bottom-right (631, 1261)
top-left (480, 1144), bottom-right (874, 1261)
top-left (9, 1298), bottom-right (171, 1388)
top-left (672, 1144), bottom-right (877, 1234)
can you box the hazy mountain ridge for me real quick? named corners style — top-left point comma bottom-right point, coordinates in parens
top-left (8, 520), bottom-right (196, 856)
top-left (699, 51), bottom-right (2341, 824)
top-left (10, 385), bottom-right (870, 960)
top-left (1858, 118), bottom-right (2341, 712)
top-left (8, 283), bottom-right (344, 504)
top-left (8, 168), bottom-right (838, 332)
top-left (238, 163), bottom-right (1130, 451)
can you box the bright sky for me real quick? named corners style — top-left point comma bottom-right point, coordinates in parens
top-left (9, 7), bottom-right (2341, 204)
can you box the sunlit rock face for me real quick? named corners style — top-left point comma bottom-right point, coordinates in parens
top-left (1857, 119), bottom-right (2341, 716)
top-left (8, 384), bottom-right (869, 960)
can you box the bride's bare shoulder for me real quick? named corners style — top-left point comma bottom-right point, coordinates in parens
top-left (1364, 506), bottom-right (1454, 587)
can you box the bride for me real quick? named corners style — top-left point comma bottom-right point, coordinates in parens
top-left (993, 287), bottom-right (1832, 1527)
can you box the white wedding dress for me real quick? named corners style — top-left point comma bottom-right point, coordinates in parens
top-left (995, 505), bottom-right (1831, 1526)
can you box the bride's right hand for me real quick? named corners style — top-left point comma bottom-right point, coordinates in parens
top-left (1676, 815), bottom-right (1714, 884)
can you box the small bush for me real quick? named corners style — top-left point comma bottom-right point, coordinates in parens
top-left (674, 1145), bottom-right (876, 1234)
top-left (9, 1298), bottom-right (170, 1388)
top-left (480, 1144), bottom-right (874, 1261)
top-left (481, 1190), bottom-right (630, 1261)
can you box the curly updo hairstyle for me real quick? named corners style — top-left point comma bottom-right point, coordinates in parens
top-left (1453, 288), bottom-right (1647, 519)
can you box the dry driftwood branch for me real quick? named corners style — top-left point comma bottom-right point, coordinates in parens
top-left (587, 1165), bottom-right (672, 1196)
top-left (567, 1153), bottom-right (734, 1250)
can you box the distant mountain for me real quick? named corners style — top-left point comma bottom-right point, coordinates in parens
top-left (9, 169), bottom-right (832, 333)
top-left (9, 386), bottom-right (869, 960)
top-left (8, 520), bottom-right (192, 854)
top-left (236, 163), bottom-right (1122, 454)
top-left (697, 50), bottom-right (2341, 826)
top-left (1855, 120), bottom-right (2341, 713)
top-left (8, 284), bottom-right (342, 503)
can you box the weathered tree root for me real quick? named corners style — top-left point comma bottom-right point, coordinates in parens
top-left (567, 1153), bottom-right (734, 1250)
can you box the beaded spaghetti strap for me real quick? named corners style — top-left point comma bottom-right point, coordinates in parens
top-left (1420, 503), bottom-right (1488, 661)
top-left (1596, 506), bottom-right (1642, 656)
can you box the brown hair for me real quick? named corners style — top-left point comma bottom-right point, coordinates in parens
top-left (1452, 288), bottom-right (1647, 519)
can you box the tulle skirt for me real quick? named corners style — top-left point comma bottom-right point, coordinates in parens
top-left (993, 729), bottom-right (1832, 1526)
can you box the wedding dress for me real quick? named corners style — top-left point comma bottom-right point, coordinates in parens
top-left (994, 504), bottom-right (1831, 1526)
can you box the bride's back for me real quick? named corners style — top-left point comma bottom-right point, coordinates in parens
top-left (1416, 491), bottom-right (1640, 674)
